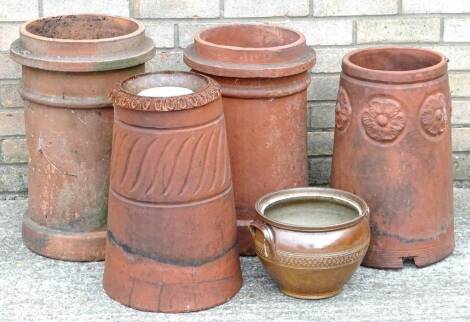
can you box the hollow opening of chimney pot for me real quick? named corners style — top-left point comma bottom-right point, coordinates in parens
top-left (123, 72), bottom-right (209, 97)
top-left (25, 14), bottom-right (139, 40)
top-left (348, 48), bottom-right (443, 72)
top-left (199, 25), bottom-right (301, 49)
top-left (137, 86), bottom-right (194, 98)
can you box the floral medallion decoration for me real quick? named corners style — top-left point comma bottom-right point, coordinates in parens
top-left (420, 93), bottom-right (448, 137)
top-left (361, 96), bottom-right (406, 143)
top-left (335, 87), bottom-right (352, 132)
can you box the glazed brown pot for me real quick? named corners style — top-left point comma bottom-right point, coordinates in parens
top-left (103, 71), bottom-right (242, 313)
top-left (251, 187), bottom-right (370, 299)
top-left (330, 47), bottom-right (454, 268)
top-left (9, 14), bottom-right (155, 261)
top-left (184, 24), bottom-right (316, 255)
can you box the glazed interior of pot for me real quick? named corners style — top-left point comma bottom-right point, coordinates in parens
top-left (263, 197), bottom-right (361, 229)
top-left (199, 25), bottom-right (300, 48)
top-left (123, 72), bottom-right (206, 97)
top-left (26, 15), bottom-right (139, 40)
top-left (348, 48), bottom-right (443, 72)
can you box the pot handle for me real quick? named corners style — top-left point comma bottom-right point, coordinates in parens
top-left (248, 220), bottom-right (276, 258)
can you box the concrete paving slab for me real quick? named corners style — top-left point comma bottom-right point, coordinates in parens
top-left (0, 189), bottom-right (469, 321)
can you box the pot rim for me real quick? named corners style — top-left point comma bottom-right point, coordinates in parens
top-left (342, 46), bottom-right (448, 84)
top-left (255, 187), bottom-right (369, 232)
top-left (184, 23), bottom-right (315, 78)
top-left (10, 14), bottom-right (155, 72)
top-left (19, 13), bottom-right (144, 44)
top-left (110, 71), bottom-right (221, 112)
top-left (195, 23), bottom-right (305, 52)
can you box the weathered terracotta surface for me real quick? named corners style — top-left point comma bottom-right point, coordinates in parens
top-left (330, 47), bottom-right (454, 268)
top-left (184, 24), bottom-right (316, 255)
top-left (10, 14), bottom-right (155, 261)
top-left (251, 187), bottom-right (370, 299)
top-left (104, 71), bottom-right (242, 313)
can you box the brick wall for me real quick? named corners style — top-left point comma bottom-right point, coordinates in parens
top-left (1, 0), bottom-right (470, 198)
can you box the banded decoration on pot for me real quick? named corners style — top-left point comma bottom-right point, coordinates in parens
top-left (250, 187), bottom-right (370, 299)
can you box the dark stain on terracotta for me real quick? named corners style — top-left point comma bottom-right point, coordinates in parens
top-left (107, 231), bottom-right (237, 267)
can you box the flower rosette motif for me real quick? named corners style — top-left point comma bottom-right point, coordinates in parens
top-left (420, 93), bottom-right (448, 137)
top-left (335, 87), bottom-right (352, 132)
top-left (361, 96), bottom-right (406, 143)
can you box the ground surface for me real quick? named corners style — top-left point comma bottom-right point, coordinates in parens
top-left (0, 189), bottom-right (469, 322)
